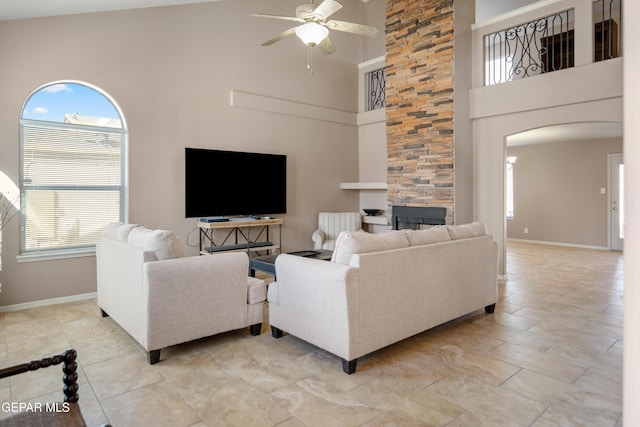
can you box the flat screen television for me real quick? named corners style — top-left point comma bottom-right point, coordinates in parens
top-left (185, 148), bottom-right (287, 218)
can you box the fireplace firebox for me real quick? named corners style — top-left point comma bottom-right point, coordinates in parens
top-left (392, 206), bottom-right (447, 230)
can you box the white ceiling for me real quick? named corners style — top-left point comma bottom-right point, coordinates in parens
top-left (0, 0), bottom-right (219, 21)
top-left (0, 0), bottom-right (373, 21)
top-left (507, 122), bottom-right (623, 147)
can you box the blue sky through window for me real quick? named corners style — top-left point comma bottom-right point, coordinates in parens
top-left (22, 82), bottom-right (119, 124)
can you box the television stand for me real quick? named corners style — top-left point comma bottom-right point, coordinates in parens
top-left (198, 218), bottom-right (283, 256)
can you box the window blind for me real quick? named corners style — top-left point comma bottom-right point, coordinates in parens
top-left (19, 119), bottom-right (126, 254)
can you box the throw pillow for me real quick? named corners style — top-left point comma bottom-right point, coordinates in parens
top-left (403, 226), bottom-right (451, 246)
top-left (446, 222), bottom-right (487, 240)
top-left (331, 230), bottom-right (410, 264)
top-left (127, 227), bottom-right (185, 260)
top-left (106, 222), bottom-right (139, 242)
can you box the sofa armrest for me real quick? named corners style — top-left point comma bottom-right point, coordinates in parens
top-left (268, 254), bottom-right (359, 360)
top-left (142, 252), bottom-right (251, 351)
top-left (311, 229), bottom-right (324, 250)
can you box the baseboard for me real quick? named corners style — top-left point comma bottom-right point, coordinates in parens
top-left (0, 292), bottom-right (96, 313)
top-left (507, 238), bottom-right (609, 251)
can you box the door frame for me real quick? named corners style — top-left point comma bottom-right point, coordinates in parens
top-left (608, 153), bottom-right (624, 250)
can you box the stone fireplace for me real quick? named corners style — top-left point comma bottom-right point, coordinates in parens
top-left (385, 0), bottom-right (455, 224)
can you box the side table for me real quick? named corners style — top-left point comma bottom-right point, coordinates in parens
top-left (250, 249), bottom-right (333, 278)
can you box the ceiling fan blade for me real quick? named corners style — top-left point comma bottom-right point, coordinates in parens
top-left (250, 13), bottom-right (304, 23)
top-left (261, 27), bottom-right (297, 46)
top-left (318, 36), bottom-right (335, 55)
top-left (326, 20), bottom-right (379, 37)
top-left (312, 0), bottom-right (343, 20)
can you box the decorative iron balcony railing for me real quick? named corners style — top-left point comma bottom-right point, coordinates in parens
top-left (365, 67), bottom-right (386, 111)
top-left (485, 9), bottom-right (575, 85)
top-left (483, 0), bottom-right (621, 87)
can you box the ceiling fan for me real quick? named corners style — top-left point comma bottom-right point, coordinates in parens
top-left (250, 0), bottom-right (379, 55)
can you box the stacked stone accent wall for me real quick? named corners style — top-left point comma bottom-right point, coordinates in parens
top-left (385, 0), bottom-right (455, 224)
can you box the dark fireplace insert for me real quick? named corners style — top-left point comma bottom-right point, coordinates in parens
top-left (392, 206), bottom-right (447, 230)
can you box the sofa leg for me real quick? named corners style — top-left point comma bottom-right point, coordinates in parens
top-left (485, 303), bottom-right (496, 314)
top-left (342, 358), bottom-right (357, 374)
top-left (249, 323), bottom-right (262, 336)
top-left (271, 326), bottom-right (283, 338)
top-left (148, 350), bottom-right (161, 364)
top-left (100, 309), bottom-right (109, 318)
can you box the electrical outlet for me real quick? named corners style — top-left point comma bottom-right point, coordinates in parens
top-left (524, 228), bottom-right (529, 234)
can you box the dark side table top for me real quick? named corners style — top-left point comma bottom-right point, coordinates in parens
top-left (249, 249), bottom-right (333, 277)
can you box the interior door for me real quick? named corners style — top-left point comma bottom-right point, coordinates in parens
top-left (609, 154), bottom-right (624, 250)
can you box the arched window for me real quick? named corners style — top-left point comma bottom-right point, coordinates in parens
top-left (19, 82), bottom-right (127, 258)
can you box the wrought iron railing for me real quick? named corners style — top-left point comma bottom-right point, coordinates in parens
top-left (593, 0), bottom-right (621, 62)
top-left (485, 9), bottom-right (575, 85)
top-left (365, 67), bottom-right (386, 111)
top-left (484, 0), bottom-right (621, 86)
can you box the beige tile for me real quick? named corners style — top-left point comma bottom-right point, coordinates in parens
top-left (487, 342), bottom-right (586, 383)
top-left (501, 368), bottom-right (621, 425)
top-left (364, 346), bottom-right (452, 389)
top-left (435, 344), bottom-right (521, 386)
top-left (3, 317), bottom-right (64, 343)
top-left (532, 408), bottom-right (620, 427)
top-left (350, 375), bottom-right (464, 426)
top-left (447, 411), bottom-right (503, 427)
top-left (574, 364), bottom-right (623, 401)
top-left (211, 336), bottom-right (310, 393)
top-left (157, 349), bottom-right (240, 398)
top-left (67, 325), bottom-right (141, 365)
top-left (101, 380), bottom-right (201, 427)
top-left (83, 351), bottom-right (165, 400)
top-left (4, 333), bottom-right (72, 364)
top-left (294, 348), bottom-right (377, 392)
top-left (2, 306), bottom-right (55, 325)
top-left (272, 378), bottom-right (379, 427)
top-left (426, 372), bottom-right (547, 426)
top-left (187, 378), bottom-right (291, 427)
top-left (52, 299), bottom-right (102, 324)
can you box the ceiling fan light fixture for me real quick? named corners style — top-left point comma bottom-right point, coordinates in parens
top-left (295, 22), bottom-right (329, 46)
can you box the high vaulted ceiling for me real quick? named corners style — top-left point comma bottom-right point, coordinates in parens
top-left (0, 0), bottom-right (219, 21)
top-left (0, 0), bottom-right (370, 21)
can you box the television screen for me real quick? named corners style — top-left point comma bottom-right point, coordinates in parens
top-left (185, 148), bottom-right (287, 218)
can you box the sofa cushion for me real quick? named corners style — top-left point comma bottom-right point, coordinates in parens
top-left (106, 222), bottom-right (139, 242)
top-left (331, 230), bottom-right (410, 264)
top-left (127, 227), bottom-right (185, 260)
top-left (446, 222), bottom-right (487, 240)
top-left (403, 226), bottom-right (451, 246)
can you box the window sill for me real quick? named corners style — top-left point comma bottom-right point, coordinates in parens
top-left (17, 247), bottom-right (96, 263)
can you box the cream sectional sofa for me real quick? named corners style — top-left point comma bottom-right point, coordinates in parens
top-left (267, 222), bottom-right (499, 374)
top-left (96, 223), bottom-right (267, 364)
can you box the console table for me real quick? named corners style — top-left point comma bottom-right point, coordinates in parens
top-left (198, 218), bottom-right (283, 256)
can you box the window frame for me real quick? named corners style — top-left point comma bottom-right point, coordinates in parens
top-left (17, 81), bottom-right (128, 262)
top-left (506, 156), bottom-right (517, 220)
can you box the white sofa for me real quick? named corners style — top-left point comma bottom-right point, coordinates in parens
top-left (268, 222), bottom-right (499, 374)
top-left (96, 223), bottom-right (267, 364)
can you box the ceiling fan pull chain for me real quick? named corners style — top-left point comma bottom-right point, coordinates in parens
top-left (307, 45), bottom-right (314, 75)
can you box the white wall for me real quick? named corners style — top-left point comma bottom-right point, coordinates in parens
top-left (476, 0), bottom-right (540, 22)
top-left (507, 137), bottom-right (622, 248)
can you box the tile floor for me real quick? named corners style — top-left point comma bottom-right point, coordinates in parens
top-left (0, 241), bottom-right (623, 426)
